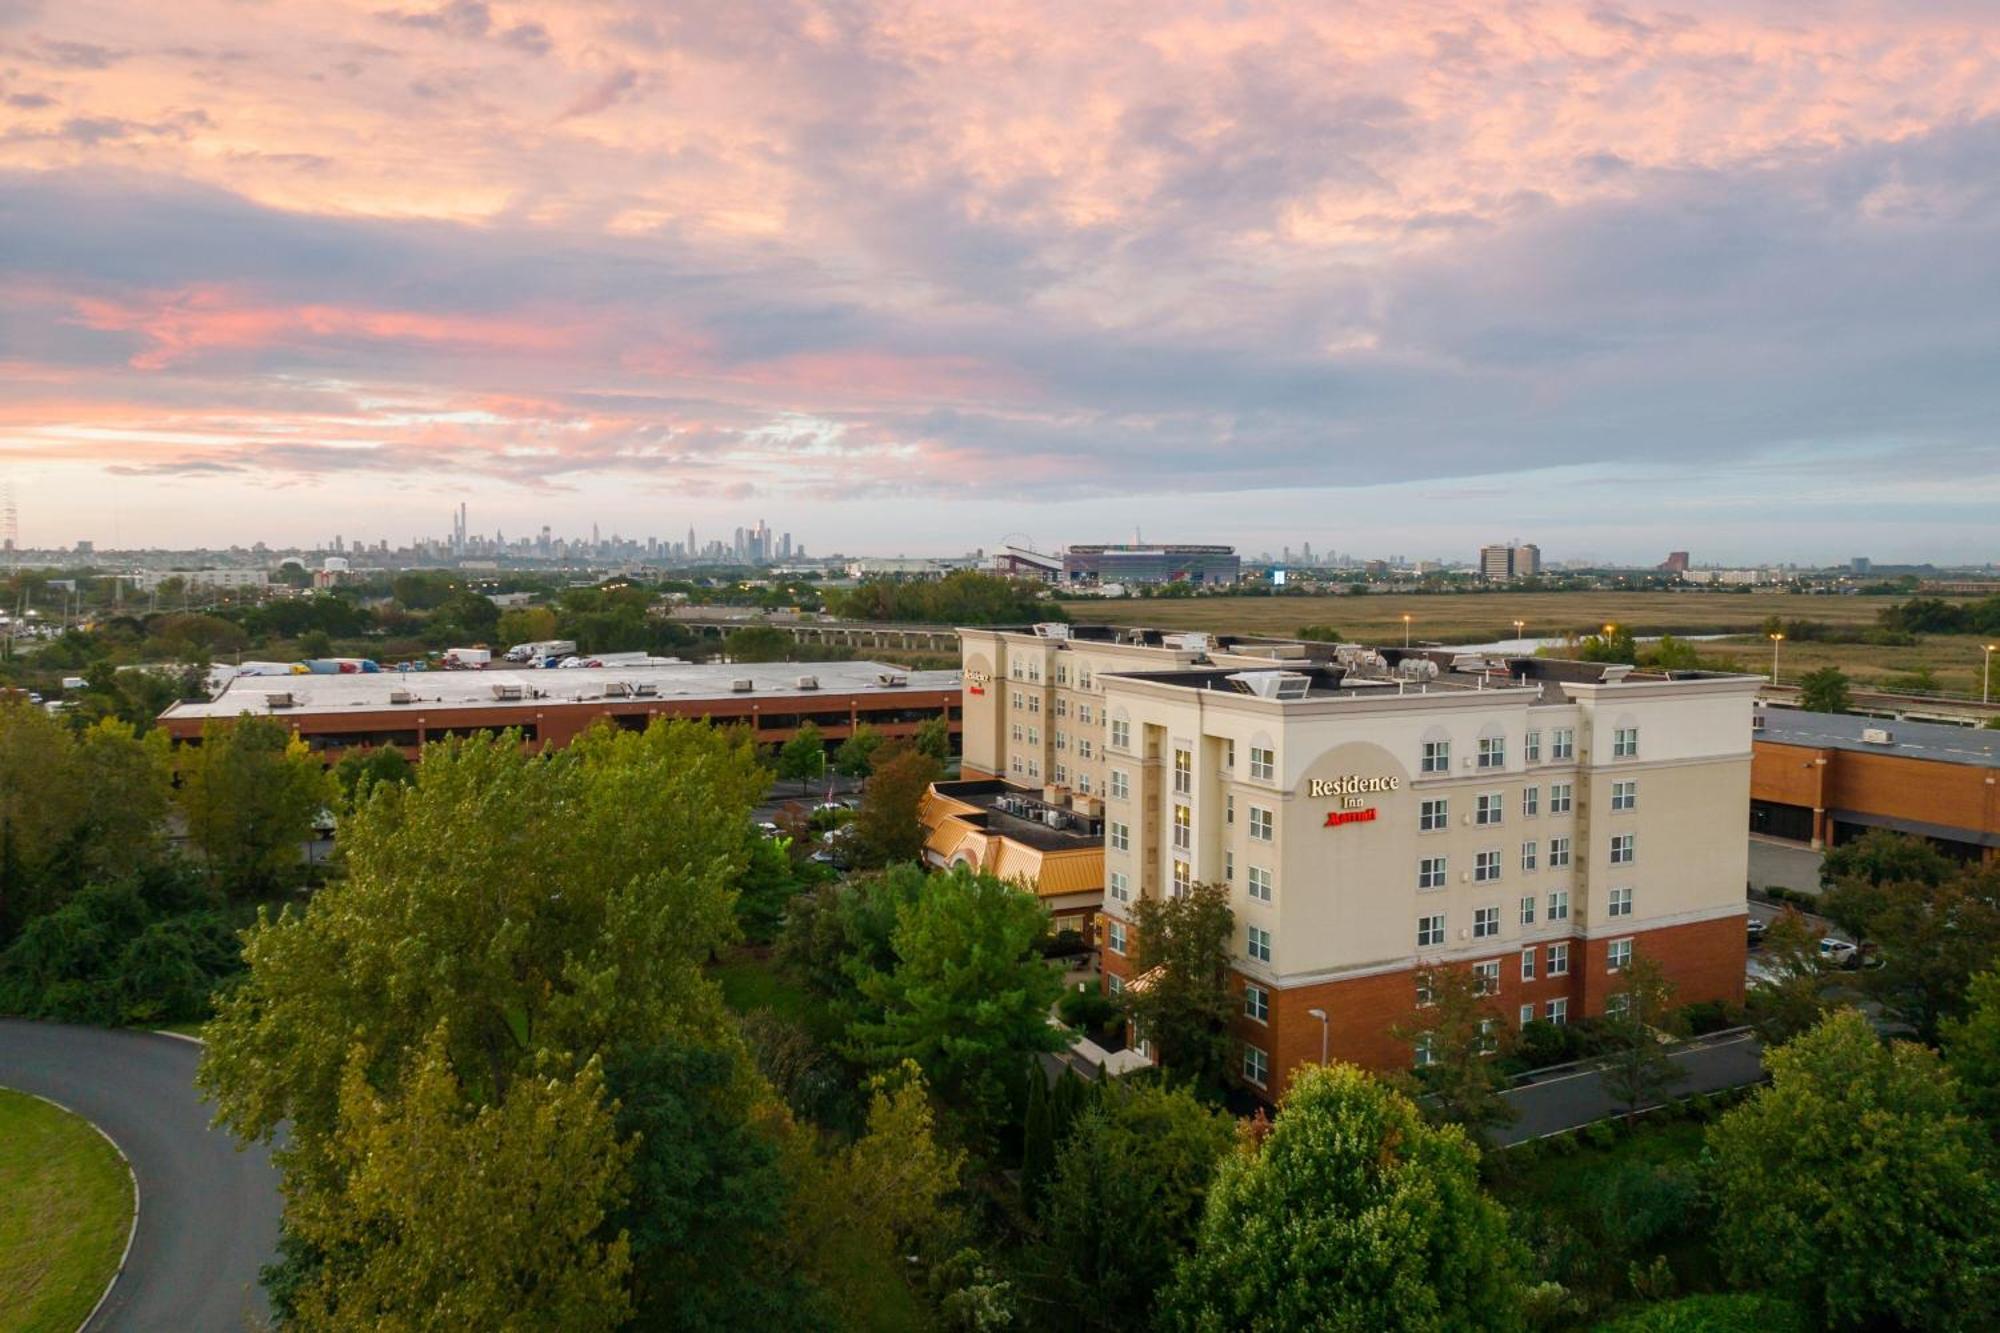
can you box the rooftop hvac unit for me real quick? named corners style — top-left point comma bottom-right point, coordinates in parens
top-left (389, 687), bottom-right (415, 706)
top-left (631, 682), bottom-right (658, 697)
top-left (731, 678), bottom-right (755, 693)
top-left (876, 672), bottom-right (908, 688)
top-left (490, 683), bottom-right (525, 701)
top-left (1044, 810), bottom-right (1068, 829)
top-left (796, 675), bottom-right (820, 690)
top-left (261, 691), bottom-right (296, 709)
top-left (1226, 670), bottom-right (1312, 700)
top-left (1861, 727), bottom-right (1894, 745)
top-left (1033, 622), bottom-right (1072, 640)
top-left (1165, 632), bottom-right (1212, 652)
top-left (1601, 665), bottom-right (1634, 683)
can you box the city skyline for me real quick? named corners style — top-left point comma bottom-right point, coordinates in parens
top-left (4, 4), bottom-right (2000, 560)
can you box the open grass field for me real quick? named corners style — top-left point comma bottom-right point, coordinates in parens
top-left (0, 1088), bottom-right (134, 1333)
top-left (1057, 592), bottom-right (1997, 697)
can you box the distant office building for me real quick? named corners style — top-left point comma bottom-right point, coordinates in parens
top-left (1480, 543), bottom-right (1541, 582)
top-left (1061, 544), bottom-right (1239, 586)
top-left (1659, 551), bottom-right (1690, 574)
top-left (1851, 557), bottom-right (1872, 574)
top-left (132, 568), bottom-right (269, 593)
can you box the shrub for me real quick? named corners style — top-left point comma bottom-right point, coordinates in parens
top-left (1582, 1120), bottom-right (1619, 1150)
top-left (1681, 999), bottom-right (1745, 1036)
top-left (1056, 984), bottom-right (1121, 1039)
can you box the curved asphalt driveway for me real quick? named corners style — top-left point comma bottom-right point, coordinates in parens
top-left (0, 1021), bottom-right (280, 1331)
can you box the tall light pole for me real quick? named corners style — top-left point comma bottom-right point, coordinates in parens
top-left (1402, 614), bottom-right (1412, 648)
top-left (1513, 618), bottom-right (1526, 646)
top-left (1985, 643), bottom-right (1996, 706)
top-left (1770, 632), bottom-right (1784, 685)
top-left (1306, 1006), bottom-right (1329, 1064)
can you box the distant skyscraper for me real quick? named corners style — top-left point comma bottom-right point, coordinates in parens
top-left (1659, 550), bottom-right (1690, 573)
top-left (1480, 542), bottom-right (1541, 581)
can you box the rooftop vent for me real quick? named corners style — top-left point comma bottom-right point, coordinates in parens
top-left (731, 678), bottom-right (754, 693)
top-left (389, 687), bottom-right (415, 705)
top-left (261, 691), bottom-right (296, 709)
top-left (1601, 664), bottom-right (1634, 683)
top-left (1226, 670), bottom-right (1312, 700)
top-left (796, 675), bottom-right (820, 690)
top-left (1033, 622), bottom-right (1071, 640)
top-left (631, 682), bottom-right (658, 697)
top-left (1751, 713), bottom-right (1766, 732)
top-left (876, 671), bottom-right (908, 688)
top-left (490, 682), bottom-right (525, 701)
top-left (1861, 727), bottom-right (1895, 745)
top-left (1165, 632), bottom-right (1213, 653)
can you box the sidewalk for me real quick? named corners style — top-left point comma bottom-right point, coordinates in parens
top-left (1494, 1030), bottom-right (1766, 1145)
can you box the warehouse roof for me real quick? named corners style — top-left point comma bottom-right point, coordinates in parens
top-left (1757, 706), bottom-right (2000, 770)
top-left (162, 660), bottom-right (961, 721)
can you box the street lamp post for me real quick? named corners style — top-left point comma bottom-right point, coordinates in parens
top-left (1770, 632), bottom-right (1785, 685)
top-left (1402, 614), bottom-right (1412, 648)
top-left (1985, 643), bottom-right (1996, 706)
top-left (1306, 1006), bottom-right (1329, 1064)
top-left (1513, 619), bottom-right (1526, 647)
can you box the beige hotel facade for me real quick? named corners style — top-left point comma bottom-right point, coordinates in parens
top-left (945, 625), bottom-right (1757, 1101)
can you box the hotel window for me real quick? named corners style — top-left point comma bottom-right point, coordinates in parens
top-left (1224, 739), bottom-right (1236, 772)
top-left (1606, 992), bottom-right (1631, 1019)
top-left (1608, 938), bottom-right (1633, 972)
top-left (1054, 696), bottom-right (1068, 717)
top-left (1106, 972), bottom-right (1123, 996)
top-left (1025, 726), bottom-right (1039, 745)
top-left (1077, 703), bottom-right (1092, 724)
top-left (1028, 695), bottom-right (1040, 713)
top-left (1608, 885), bottom-right (1633, 918)
top-left (1473, 960), bottom-right (1500, 994)
top-left (1011, 690), bottom-right (1024, 710)
top-left (1079, 667), bottom-right (1093, 689)
top-left (1246, 925), bottom-right (1272, 964)
top-left (1416, 974), bottom-right (1435, 1006)
top-left (1248, 806), bottom-right (1274, 842)
top-left (1476, 792), bottom-right (1504, 826)
top-left (1242, 1044), bottom-right (1269, 1088)
top-left (1054, 730), bottom-right (1067, 752)
top-left (1413, 1033), bottom-right (1435, 1068)
top-left (1078, 738), bottom-right (1094, 759)
top-left (1224, 850), bottom-right (1235, 882)
top-left (1110, 718), bottom-right (1130, 750)
top-left (1417, 913), bottom-right (1446, 949)
top-left (1420, 798), bottom-right (1448, 832)
top-left (1009, 756), bottom-right (1024, 776)
top-left (1173, 748), bottom-right (1192, 795)
top-left (1614, 726), bottom-right (1639, 758)
top-left (1173, 860), bottom-right (1192, 897)
top-left (1077, 773), bottom-right (1093, 795)
top-left (1548, 782), bottom-right (1573, 815)
top-left (1519, 1003), bottom-right (1536, 1029)
top-left (1546, 997), bottom-right (1569, 1025)
top-left (1421, 740), bottom-right (1450, 774)
top-left (1172, 804), bottom-right (1191, 851)
top-left (1478, 736), bottom-right (1506, 769)
top-left (1026, 759), bottom-right (1041, 778)
top-left (1109, 870), bottom-right (1129, 903)
top-left (1551, 727), bottom-right (1575, 760)
top-left (1475, 850), bottom-right (1502, 883)
top-left (1053, 763), bottom-right (1068, 785)
top-left (1225, 794), bottom-right (1235, 825)
top-left (1547, 941), bottom-right (1570, 976)
top-left (1520, 947), bottom-right (1537, 981)
top-left (1055, 664), bottom-right (1069, 686)
top-left (1027, 663), bottom-right (1041, 682)
top-left (1479, 1018), bottom-right (1499, 1055)
top-left (1109, 821), bottom-right (1130, 853)
top-left (1418, 856), bottom-right (1447, 890)
top-left (1107, 921), bottom-right (1126, 955)
top-left (1248, 866), bottom-right (1273, 903)
top-left (1547, 890), bottom-right (1570, 922)
top-left (1610, 833), bottom-right (1635, 865)
top-left (1474, 906), bottom-right (1500, 939)
top-left (1010, 662), bottom-right (1023, 681)
top-left (1525, 729), bottom-right (1542, 762)
top-left (1611, 779), bottom-right (1637, 812)
top-left (1249, 746), bottom-right (1276, 781)
top-left (1521, 840), bottom-right (1538, 872)
top-left (1519, 894), bottom-right (1536, 926)
top-left (1109, 769), bottom-right (1129, 800)
top-left (1011, 724), bottom-right (1024, 743)
top-left (1523, 785), bottom-right (1539, 817)
top-left (1549, 837), bottom-right (1571, 869)
top-left (1244, 983), bottom-right (1269, 1023)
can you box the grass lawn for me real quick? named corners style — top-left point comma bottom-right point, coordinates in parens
top-left (0, 1088), bottom-right (134, 1333)
top-left (709, 947), bottom-right (844, 1043)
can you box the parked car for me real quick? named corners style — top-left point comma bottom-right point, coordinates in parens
top-left (1819, 938), bottom-right (1859, 969)
top-left (1746, 918), bottom-right (1767, 947)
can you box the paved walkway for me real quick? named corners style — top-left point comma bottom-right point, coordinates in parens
top-left (0, 1022), bottom-right (280, 1330)
top-left (1495, 1030), bottom-right (1766, 1144)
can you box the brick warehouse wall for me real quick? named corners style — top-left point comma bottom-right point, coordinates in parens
top-left (1229, 911), bottom-right (1746, 1102)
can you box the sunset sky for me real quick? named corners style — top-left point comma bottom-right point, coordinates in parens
top-left (3, 1), bottom-right (1998, 561)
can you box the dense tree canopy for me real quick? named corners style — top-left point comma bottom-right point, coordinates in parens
top-left (829, 572), bottom-right (1065, 625)
top-left (1126, 881), bottom-right (1237, 1091)
top-left (174, 716), bottom-right (332, 900)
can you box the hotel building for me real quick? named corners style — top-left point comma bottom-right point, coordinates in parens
top-left (1093, 651), bottom-right (1758, 1099)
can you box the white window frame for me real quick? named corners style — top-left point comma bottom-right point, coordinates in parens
top-left (1107, 921), bottom-right (1126, 954)
top-left (1108, 821), bottom-right (1130, 853)
top-left (1608, 885), bottom-right (1633, 918)
top-left (1420, 798), bottom-right (1449, 832)
top-left (1473, 905), bottom-right (1500, 939)
top-left (1473, 960), bottom-right (1501, 994)
top-left (1518, 894), bottom-right (1536, 926)
top-left (1523, 785), bottom-right (1539, 817)
top-left (1417, 913), bottom-right (1445, 949)
top-left (1248, 806), bottom-right (1274, 842)
top-left (1477, 736), bottom-right (1506, 770)
top-left (1249, 745), bottom-right (1276, 782)
top-left (1548, 837), bottom-right (1571, 869)
top-left (1521, 840), bottom-right (1538, 872)
top-left (1611, 779), bottom-right (1637, 812)
top-left (1244, 983), bottom-right (1269, 1024)
top-left (1418, 856), bottom-right (1447, 890)
top-left (1551, 727), bottom-right (1575, 760)
top-left (1475, 850), bottom-right (1502, 883)
top-left (1246, 924), bottom-right (1272, 964)
top-left (1421, 739), bottom-right (1450, 774)
top-left (1247, 865), bottom-right (1273, 903)
top-left (1108, 870), bottom-right (1129, 903)
top-left (1614, 726), bottom-right (1639, 758)
top-left (1546, 997), bottom-right (1569, 1025)
top-left (1547, 890), bottom-right (1570, 922)
top-left (1610, 833), bottom-right (1635, 866)
top-left (1108, 769), bottom-right (1129, 800)
top-left (1520, 947), bottom-right (1536, 981)
top-left (1549, 782), bottom-right (1573, 815)
top-left (1547, 942), bottom-right (1570, 976)
top-left (1242, 1043), bottom-right (1269, 1088)
top-left (1476, 792), bottom-right (1504, 827)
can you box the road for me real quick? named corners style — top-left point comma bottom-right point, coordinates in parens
top-left (1496, 1030), bottom-right (1767, 1144)
top-left (0, 1021), bottom-right (280, 1331)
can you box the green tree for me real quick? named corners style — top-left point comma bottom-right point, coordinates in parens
top-left (776, 866), bottom-right (928, 1016)
top-left (913, 715), bottom-right (952, 764)
top-left (1042, 1083), bottom-right (1234, 1330)
top-left (1941, 967), bottom-right (2000, 1133)
top-left (498, 605), bottom-right (559, 645)
top-left (331, 743), bottom-right (413, 809)
top-left (1391, 964), bottom-right (1517, 1143)
top-left (1706, 1008), bottom-right (2000, 1328)
top-left (724, 626), bottom-right (795, 663)
top-left (847, 867), bottom-right (1065, 1138)
top-left (832, 723), bottom-right (885, 777)
top-left (1163, 1063), bottom-right (1525, 1332)
top-left (1126, 881), bottom-right (1236, 1091)
top-left (174, 716), bottom-right (331, 899)
top-left (736, 834), bottom-right (813, 946)
top-left (1642, 635), bottom-right (1701, 670)
top-left (1594, 1293), bottom-right (1809, 1333)
top-left (1796, 665), bottom-right (1852, 714)
top-left (1020, 1067), bottom-right (1056, 1212)
top-left (606, 1037), bottom-right (823, 1331)
top-left (1599, 955), bottom-right (1686, 1116)
top-left (297, 629), bottom-right (333, 659)
top-left (1820, 827), bottom-right (1953, 892)
top-left (1852, 866), bottom-right (2000, 1044)
top-left (850, 747), bottom-right (939, 868)
top-left (777, 722), bottom-right (826, 794)
top-left (1294, 624), bottom-right (1342, 642)
top-left (285, 1027), bottom-right (634, 1332)
top-left (1746, 908), bottom-right (1831, 1046)
top-left (1576, 626), bottom-right (1638, 665)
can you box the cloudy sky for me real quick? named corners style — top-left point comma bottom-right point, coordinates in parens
top-left (3, 1), bottom-right (1998, 563)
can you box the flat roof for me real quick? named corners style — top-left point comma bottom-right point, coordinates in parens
top-left (1757, 707), bottom-right (2000, 770)
top-left (932, 779), bottom-right (1103, 852)
top-left (163, 660), bottom-right (961, 721)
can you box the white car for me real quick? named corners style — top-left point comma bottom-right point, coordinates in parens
top-left (1818, 938), bottom-right (1859, 968)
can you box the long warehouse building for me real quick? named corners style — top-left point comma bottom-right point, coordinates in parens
top-left (159, 660), bottom-right (962, 756)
